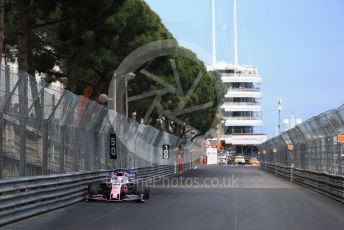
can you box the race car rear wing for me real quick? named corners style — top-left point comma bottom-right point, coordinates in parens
top-left (108, 170), bottom-right (138, 182)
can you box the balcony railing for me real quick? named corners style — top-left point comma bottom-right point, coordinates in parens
top-left (222, 102), bottom-right (260, 106)
top-left (227, 88), bottom-right (261, 92)
top-left (222, 73), bottom-right (260, 78)
top-left (223, 116), bottom-right (262, 120)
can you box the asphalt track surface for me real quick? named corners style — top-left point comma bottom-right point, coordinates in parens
top-left (4, 165), bottom-right (344, 230)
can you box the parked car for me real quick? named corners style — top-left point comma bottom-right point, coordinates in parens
top-left (234, 155), bottom-right (245, 165)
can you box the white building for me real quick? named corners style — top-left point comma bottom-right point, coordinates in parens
top-left (208, 0), bottom-right (267, 155)
top-left (208, 62), bottom-right (267, 155)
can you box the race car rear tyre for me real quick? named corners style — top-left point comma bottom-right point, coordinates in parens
top-left (88, 182), bottom-right (99, 195)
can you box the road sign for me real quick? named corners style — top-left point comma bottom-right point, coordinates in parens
top-left (287, 144), bottom-right (294, 151)
top-left (109, 134), bottom-right (117, 159)
top-left (163, 144), bottom-right (169, 159)
top-left (338, 134), bottom-right (344, 143)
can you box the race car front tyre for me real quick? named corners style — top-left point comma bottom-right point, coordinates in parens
top-left (88, 182), bottom-right (99, 195)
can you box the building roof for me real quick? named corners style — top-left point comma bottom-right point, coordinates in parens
top-left (207, 61), bottom-right (257, 72)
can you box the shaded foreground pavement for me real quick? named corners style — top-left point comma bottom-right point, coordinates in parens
top-left (4, 165), bottom-right (344, 230)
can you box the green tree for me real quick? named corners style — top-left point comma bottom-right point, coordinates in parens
top-left (4, 0), bottom-right (226, 138)
top-left (129, 49), bottom-right (225, 138)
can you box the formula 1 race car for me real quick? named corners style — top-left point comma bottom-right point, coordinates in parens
top-left (85, 170), bottom-right (150, 203)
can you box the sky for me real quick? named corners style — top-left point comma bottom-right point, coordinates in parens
top-left (145, 0), bottom-right (344, 138)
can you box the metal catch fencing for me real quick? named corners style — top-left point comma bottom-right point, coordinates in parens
top-left (259, 104), bottom-right (344, 175)
top-left (259, 104), bottom-right (344, 202)
top-left (0, 64), bottom-right (204, 180)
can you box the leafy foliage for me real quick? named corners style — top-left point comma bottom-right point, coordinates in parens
top-left (4, 0), bottom-right (225, 138)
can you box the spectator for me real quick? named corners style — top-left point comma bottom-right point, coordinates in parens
top-left (96, 94), bottom-right (108, 105)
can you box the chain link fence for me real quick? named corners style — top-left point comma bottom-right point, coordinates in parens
top-left (259, 104), bottom-right (344, 175)
top-left (0, 64), bottom-right (204, 179)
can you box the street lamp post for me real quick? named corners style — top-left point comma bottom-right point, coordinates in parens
top-left (277, 98), bottom-right (283, 135)
top-left (125, 77), bottom-right (128, 117)
top-left (112, 71), bottom-right (136, 117)
top-left (112, 71), bottom-right (117, 114)
top-left (124, 72), bottom-right (136, 118)
top-left (111, 71), bottom-right (136, 169)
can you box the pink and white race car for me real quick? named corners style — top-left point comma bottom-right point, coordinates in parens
top-left (85, 170), bottom-right (150, 203)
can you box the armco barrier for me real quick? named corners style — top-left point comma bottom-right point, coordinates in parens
top-left (261, 162), bottom-right (344, 203)
top-left (137, 165), bottom-right (176, 181)
top-left (0, 164), bottom-right (186, 226)
top-left (0, 171), bottom-right (107, 226)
